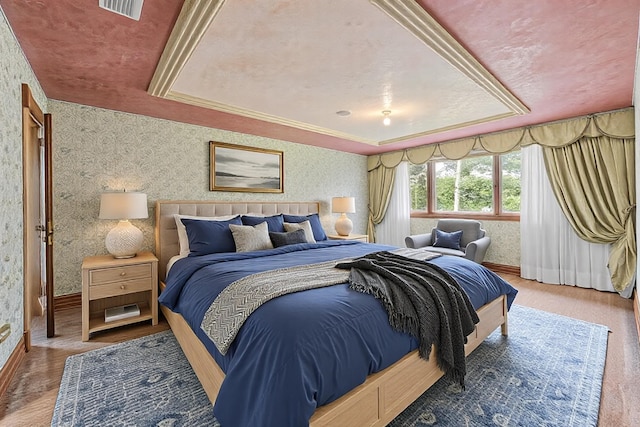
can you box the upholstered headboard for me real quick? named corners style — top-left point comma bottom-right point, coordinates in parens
top-left (155, 200), bottom-right (321, 280)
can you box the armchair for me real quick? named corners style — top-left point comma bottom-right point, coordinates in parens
top-left (404, 219), bottom-right (491, 264)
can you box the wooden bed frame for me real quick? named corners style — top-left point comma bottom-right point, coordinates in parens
top-left (155, 200), bottom-right (508, 426)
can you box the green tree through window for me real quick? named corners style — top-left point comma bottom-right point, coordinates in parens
top-left (501, 151), bottom-right (521, 213)
top-left (409, 163), bottom-right (427, 210)
top-left (409, 151), bottom-right (520, 215)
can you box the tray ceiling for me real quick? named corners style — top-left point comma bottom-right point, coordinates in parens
top-left (1, 0), bottom-right (637, 155)
top-left (150, 0), bottom-right (527, 146)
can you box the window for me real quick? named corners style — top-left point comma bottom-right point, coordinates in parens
top-left (409, 151), bottom-right (520, 218)
top-left (434, 156), bottom-right (494, 213)
top-left (501, 151), bottom-right (521, 213)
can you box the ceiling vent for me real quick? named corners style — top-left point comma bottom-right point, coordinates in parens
top-left (99, 0), bottom-right (144, 21)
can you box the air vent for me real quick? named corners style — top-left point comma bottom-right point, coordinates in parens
top-left (99, 0), bottom-right (144, 21)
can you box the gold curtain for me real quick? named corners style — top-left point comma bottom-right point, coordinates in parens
top-left (367, 108), bottom-right (634, 167)
top-left (365, 107), bottom-right (635, 290)
top-left (542, 136), bottom-right (636, 292)
top-left (367, 165), bottom-right (396, 243)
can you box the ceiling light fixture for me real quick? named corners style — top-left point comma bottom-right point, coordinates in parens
top-left (382, 110), bottom-right (391, 126)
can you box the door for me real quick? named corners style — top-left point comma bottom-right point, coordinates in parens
top-left (44, 114), bottom-right (54, 338)
top-left (22, 84), bottom-right (54, 348)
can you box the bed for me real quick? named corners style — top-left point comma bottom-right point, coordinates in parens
top-left (155, 200), bottom-right (518, 426)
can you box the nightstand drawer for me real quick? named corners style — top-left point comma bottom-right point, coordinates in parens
top-left (89, 277), bottom-right (153, 300)
top-left (89, 263), bottom-right (152, 286)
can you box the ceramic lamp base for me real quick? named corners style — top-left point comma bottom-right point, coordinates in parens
top-left (105, 220), bottom-right (143, 258)
top-left (334, 213), bottom-right (353, 236)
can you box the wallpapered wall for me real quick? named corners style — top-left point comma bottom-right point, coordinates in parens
top-left (49, 100), bottom-right (369, 296)
top-left (0, 8), bottom-right (47, 370)
top-left (410, 218), bottom-right (520, 267)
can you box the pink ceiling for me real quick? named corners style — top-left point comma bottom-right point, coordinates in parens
top-left (1, 0), bottom-right (638, 155)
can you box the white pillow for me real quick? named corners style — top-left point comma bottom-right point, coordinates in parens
top-left (174, 214), bottom-right (239, 256)
top-left (229, 221), bottom-right (273, 252)
top-left (284, 220), bottom-right (316, 243)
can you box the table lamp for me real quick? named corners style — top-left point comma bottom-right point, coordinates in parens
top-left (99, 191), bottom-right (148, 258)
top-left (332, 196), bottom-right (356, 236)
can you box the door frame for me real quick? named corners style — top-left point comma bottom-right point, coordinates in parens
top-left (21, 84), bottom-right (54, 348)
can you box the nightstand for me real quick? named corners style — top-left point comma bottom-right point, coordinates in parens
top-left (81, 251), bottom-right (158, 341)
top-left (327, 234), bottom-right (369, 243)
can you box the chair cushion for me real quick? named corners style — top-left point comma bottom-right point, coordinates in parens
top-left (433, 229), bottom-right (463, 250)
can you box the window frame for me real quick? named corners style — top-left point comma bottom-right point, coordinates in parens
top-left (411, 153), bottom-right (520, 221)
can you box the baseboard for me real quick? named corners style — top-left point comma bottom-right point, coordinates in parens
top-left (0, 337), bottom-right (26, 398)
top-left (482, 262), bottom-right (520, 276)
top-left (54, 292), bottom-right (81, 311)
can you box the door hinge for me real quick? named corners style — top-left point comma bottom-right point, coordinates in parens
top-left (47, 220), bottom-right (54, 246)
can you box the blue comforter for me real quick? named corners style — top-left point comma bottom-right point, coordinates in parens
top-left (159, 241), bottom-right (518, 427)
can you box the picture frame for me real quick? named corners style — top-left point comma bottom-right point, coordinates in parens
top-left (209, 141), bottom-right (284, 193)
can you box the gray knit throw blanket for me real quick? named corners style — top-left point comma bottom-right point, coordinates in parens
top-left (336, 251), bottom-right (479, 387)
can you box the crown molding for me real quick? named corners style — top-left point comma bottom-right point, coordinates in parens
top-left (370, 0), bottom-right (529, 116)
top-left (148, 0), bottom-right (226, 97)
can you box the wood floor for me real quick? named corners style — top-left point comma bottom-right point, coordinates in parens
top-left (1, 274), bottom-right (638, 427)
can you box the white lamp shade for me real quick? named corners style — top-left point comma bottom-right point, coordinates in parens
top-left (332, 197), bottom-right (356, 214)
top-left (99, 192), bottom-right (148, 220)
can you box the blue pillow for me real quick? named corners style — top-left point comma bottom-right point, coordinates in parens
top-left (283, 213), bottom-right (327, 241)
top-left (241, 214), bottom-right (285, 233)
top-left (183, 216), bottom-right (242, 256)
top-left (433, 229), bottom-right (463, 250)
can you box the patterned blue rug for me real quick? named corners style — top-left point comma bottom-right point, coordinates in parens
top-left (52, 305), bottom-right (608, 426)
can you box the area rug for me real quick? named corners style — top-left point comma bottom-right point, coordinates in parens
top-left (52, 305), bottom-right (608, 427)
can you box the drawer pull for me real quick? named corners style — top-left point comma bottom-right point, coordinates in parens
top-left (120, 272), bottom-right (126, 276)
top-left (120, 285), bottom-right (126, 290)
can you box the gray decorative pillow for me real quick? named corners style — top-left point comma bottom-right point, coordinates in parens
top-left (283, 220), bottom-right (316, 243)
top-left (229, 221), bottom-right (273, 252)
top-left (269, 229), bottom-right (308, 248)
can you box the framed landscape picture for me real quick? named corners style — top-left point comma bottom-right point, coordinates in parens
top-left (210, 141), bottom-right (284, 193)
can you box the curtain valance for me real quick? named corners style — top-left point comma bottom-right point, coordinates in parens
top-left (367, 107), bottom-right (634, 171)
